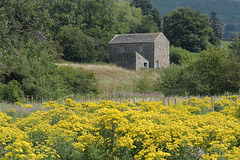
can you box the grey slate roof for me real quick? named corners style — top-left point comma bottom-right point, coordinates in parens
top-left (109, 33), bottom-right (161, 44)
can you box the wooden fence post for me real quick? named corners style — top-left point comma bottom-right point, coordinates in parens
top-left (211, 97), bottom-right (214, 112)
top-left (31, 95), bottom-right (34, 104)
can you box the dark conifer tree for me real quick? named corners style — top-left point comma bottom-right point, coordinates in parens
top-left (131, 0), bottom-right (161, 31)
top-left (209, 11), bottom-right (222, 46)
top-left (131, 0), bottom-right (153, 15)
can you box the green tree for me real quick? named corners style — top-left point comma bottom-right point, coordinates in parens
top-left (44, 0), bottom-right (118, 62)
top-left (137, 15), bottom-right (159, 33)
top-left (229, 35), bottom-right (240, 58)
top-left (155, 64), bottom-right (188, 96)
top-left (155, 47), bottom-right (240, 96)
top-left (131, 0), bottom-right (161, 31)
top-left (116, 0), bottom-right (143, 33)
top-left (44, 0), bottom-right (85, 35)
top-left (170, 46), bottom-right (193, 65)
top-left (186, 48), bottom-right (230, 95)
top-left (0, 0), bottom-right (99, 101)
top-left (162, 7), bottom-right (212, 52)
top-left (224, 24), bottom-right (237, 31)
top-left (209, 11), bottom-right (222, 46)
top-left (152, 8), bottom-right (162, 31)
top-left (82, 0), bottom-right (118, 40)
top-left (131, 0), bottom-right (153, 15)
top-left (116, 0), bottom-right (158, 33)
top-left (188, 48), bottom-right (240, 95)
top-left (0, 0), bottom-right (51, 55)
top-left (1, 80), bottom-right (25, 103)
top-left (56, 25), bottom-right (97, 63)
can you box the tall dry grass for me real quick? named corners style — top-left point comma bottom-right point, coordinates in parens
top-left (58, 63), bottom-right (138, 92)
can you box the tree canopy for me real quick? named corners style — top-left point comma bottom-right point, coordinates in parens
top-left (131, 0), bottom-right (161, 31)
top-left (209, 11), bottom-right (222, 46)
top-left (229, 35), bottom-right (240, 58)
top-left (162, 7), bottom-right (213, 52)
top-left (156, 47), bottom-right (240, 96)
top-left (0, 0), bottom-right (99, 101)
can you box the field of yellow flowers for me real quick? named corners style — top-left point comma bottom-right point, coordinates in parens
top-left (0, 96), bottom-right (240, 160)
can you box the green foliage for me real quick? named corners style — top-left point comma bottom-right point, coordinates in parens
top-left (209, 11), bottom-right (222, 46)
top-left (116, 0), bottom-right (142, 33)
top-left (57, 66), bottom-right (99, 95)
top-left (0, 83), bottom-right (5, 101)
top-left (170, 46), bottom-right (193, 65)
top-left (131, 0), bottom-right (153, 15)
top-left (137, 14), bottom-right (159, 33)
top-left (44, 0), bottom-right (85, 34)
top-left (82, 0), bottom-right (118, 39)
top-left (229, 35), bottom-right (240, 58)
top-left (155, 64), bottom-right (188, 96)
top-left (151, 8), bottom-right (162, 31)
top-left (163, 7), bottom-right (213, 52)
top-left (133, 69), bottom-right (155, 93)
top-left (0, 80), bottom-right (25, 103)
top-left (156, 47), bottom-right (240, 96)
top-left (131, 0), bottom-right (161, 31)
top-left (56, 25), bottom-right (97, 63)
top-left (116, 0), bottom-right (159, 33)
top-left (224, 24), bottom-right (237, 32)
top-left (1, 41), bottom-right (99, 101)
top-left (0, 0), bottom-right (51, 49)
top-left (186, 48), bottom-right (232, 95)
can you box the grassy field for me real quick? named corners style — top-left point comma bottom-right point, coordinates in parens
top-left (221, 40), bottom-right (232, 47)
top-left (58, 63), bottom-right (158, 93)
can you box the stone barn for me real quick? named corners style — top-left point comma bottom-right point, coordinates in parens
top-left (108, 32), bottom-right (169, 70)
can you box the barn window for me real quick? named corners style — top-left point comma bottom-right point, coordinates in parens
top-left (120, 45), bottom-right (125, 53)
top-left (144, 63), bottom-right (147, 68)
top-left (138, 44), bottom-right (143, 52)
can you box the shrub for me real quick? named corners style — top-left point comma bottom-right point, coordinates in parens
top-left (155, 47), bottom-right (240, 96)
top-left (229, 35), bottom-right (240, 58)
top-left (56, 25), bottom-right (97, 63)
top-left (170, 46), bottom-right (193, 65)
top-left (57, 66), bottom-right (99, 95)
top-left (1, 41), bottom-right (99, 101)
top-left (155, 64), bottom-right (188, 96)
top-left (1, 80), bottom-right (25, 103)
top-left (0, 83), bottom-right (4, 101)
top-left (133, 69), bottom-right (156, 93)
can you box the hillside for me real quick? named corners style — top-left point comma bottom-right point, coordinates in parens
top-left (58, 63), bottom-right (159, 93)
top-left (150, 0), bottom-right (240, 25)
top-left (58, 63), bottom-right (138, 92)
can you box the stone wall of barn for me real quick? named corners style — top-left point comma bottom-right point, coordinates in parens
top-left (109, 42), bottom-right (154, 70)
top-left (154, 33), bottom-right (170, 68)
top-left (135, 52), bottom-right (149, 70)
top-left (109, 44), bottom-right (136, 70)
